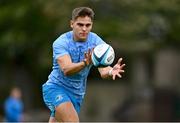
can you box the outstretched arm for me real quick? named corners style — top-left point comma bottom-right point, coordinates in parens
top-left (98, 58), bottom-right (125, 80)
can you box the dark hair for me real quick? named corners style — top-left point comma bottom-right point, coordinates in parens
top-left (72, 7), bottom-right (94, 21)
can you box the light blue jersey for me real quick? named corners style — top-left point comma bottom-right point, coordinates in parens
top-left (46, 31), bottom-right (105, 96)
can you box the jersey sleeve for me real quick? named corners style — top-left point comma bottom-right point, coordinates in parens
top-left (53, 37), bottom-right (69, 60)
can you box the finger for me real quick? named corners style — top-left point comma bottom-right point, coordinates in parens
top-left (88, 49), bottom-right (91, 54)
top-left (119, 70), bottom-right (125, 73)
top-left (91, 48), bottom-right (95, 56)
top-left (92, 47), bottom-right (95, 51)
top-left (120, 64), bottom-right (126, 69)
top-left (112, 74), bottom-right (116, 80)
top-left (88, 49), bottom-right (92, 57)
top-left (88, 49), bottom-right (92, 63)
top-left (117, 58), bottom-right (123, 65)
top-left (117, 73), bottom-right (122, 78)
top-left (87, 49), bottom-right (89, 55)
top-left (90, 48), bottom-right (93, 55)
top-left (87, 53), bottom-right (89, 58)
top-left (84, 52), bottom-right (88, 58)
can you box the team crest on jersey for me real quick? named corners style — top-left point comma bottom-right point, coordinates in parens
top-left (55, 95), bottom-right (63, 102)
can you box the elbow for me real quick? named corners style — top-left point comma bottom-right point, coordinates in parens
top-left (62, 68), bottom-right (71, 76)
top-left (62, 69), bottom-right (70, 76)
top-left (64, 71), bottom-right (71, 76)
top-left (63, 71), bottom-right (68, 76)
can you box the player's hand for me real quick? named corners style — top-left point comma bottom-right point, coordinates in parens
top-left (83, 49), bottom-right (92, 66)
top-left (111, 58), bottom-right (125, 80)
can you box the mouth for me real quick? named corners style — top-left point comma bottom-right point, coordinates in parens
top-left (80, 33), bottom-right (87, 37)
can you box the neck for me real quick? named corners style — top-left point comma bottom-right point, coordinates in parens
top-left (73, 36), bottom-right (86, 42)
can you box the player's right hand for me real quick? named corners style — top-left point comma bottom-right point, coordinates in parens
top-left (83, 49), bottom-right (92, 66)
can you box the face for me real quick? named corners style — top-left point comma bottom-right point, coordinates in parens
top-left (70, 16), bottom-right (93, 41)
top-left (11, 88), bottom-right (22, 99)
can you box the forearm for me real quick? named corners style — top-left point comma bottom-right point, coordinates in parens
top-left (99, 66), bottom-right (112, 79)
top-left (62, 61), bottom-right (85, 76)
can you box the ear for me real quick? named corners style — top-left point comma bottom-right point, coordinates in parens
top-left (70, 20), bottom-right (73, 28)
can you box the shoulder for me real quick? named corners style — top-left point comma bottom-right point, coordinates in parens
top-left (53, 31), bottom-right (72, 47)
top-left (88, 32), bottom-right (105, 44)
top-left (89, 32), bottom-right (104, 40)
top-left (89, 32), bottom-right (100, 38)
top-left (5, 97), bottom-right (14, 104)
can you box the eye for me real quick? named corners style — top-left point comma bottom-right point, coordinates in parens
top-left (86, 24), bottom-right (91, 27)
top-left (77, 23), bottom-right (84, 27)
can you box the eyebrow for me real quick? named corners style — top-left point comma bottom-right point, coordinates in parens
top-left (77, 23), bottom-right (92, 26)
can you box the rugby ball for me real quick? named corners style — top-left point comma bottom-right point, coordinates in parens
top-left (91, 43), bottom-right (115, 67)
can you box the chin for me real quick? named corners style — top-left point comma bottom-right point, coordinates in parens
top-left (79, 37), bottom-right (87, 41)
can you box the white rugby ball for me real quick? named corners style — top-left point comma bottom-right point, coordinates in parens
top-left (91, 43), bottom-right (115, 67)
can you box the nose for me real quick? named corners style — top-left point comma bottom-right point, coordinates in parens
top-left (82, 26), bottom-right (86, 31)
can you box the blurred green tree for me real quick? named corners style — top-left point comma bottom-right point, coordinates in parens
top-left (0, 0), bottom-right (179, 110)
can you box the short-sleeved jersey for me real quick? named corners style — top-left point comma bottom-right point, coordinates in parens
top-left (46, 31), bottom-right (105, 96)
top-left (4, 97), bottom-right (23, 122)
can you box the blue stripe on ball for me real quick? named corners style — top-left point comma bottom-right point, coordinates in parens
top-left (92, 53), bottom-right (99, 66)
top-left (100, 46), bottom-right (110, 65)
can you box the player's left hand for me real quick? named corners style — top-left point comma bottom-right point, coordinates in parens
top-left (111, 58), bottom-right (125, 80)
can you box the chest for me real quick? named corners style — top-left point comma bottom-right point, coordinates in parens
top-left (68, 42), bottom-right (96, 62)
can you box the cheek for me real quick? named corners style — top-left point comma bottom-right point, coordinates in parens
top-left (88, 26), bottom-right (92, 31)
top-left (74, 28), bottom-right (80, 34)
top-left (73, 29), bottom-right (80, 37)
top-left (73, 26), bottom-right (80, 31)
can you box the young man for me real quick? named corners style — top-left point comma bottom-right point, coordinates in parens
top-left (42, 7), bottom-right (125, 122)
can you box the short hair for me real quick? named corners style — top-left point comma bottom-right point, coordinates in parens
top-left (72, 7), bottom-right (94, 21)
